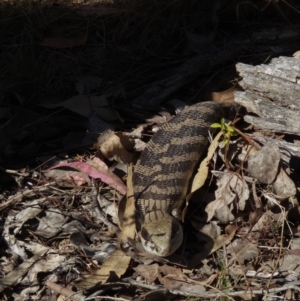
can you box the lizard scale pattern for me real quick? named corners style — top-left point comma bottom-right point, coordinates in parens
top-left (133, 101), bottom-right (238, 257)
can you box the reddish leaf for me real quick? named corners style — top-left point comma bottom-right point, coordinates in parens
top-left (51, 158), bottom-right (127, 194)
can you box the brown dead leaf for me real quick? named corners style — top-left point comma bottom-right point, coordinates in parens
top-left (158, 266), bottom-right (206, 295)
top-left (191, 131), bottom-right (223, 193)
top-left (95, 130), bottom-right (134, 164)
top-left (207, 85), bottom-right (240, 103)
top-left (41, 32), bottom-right (87, 48)
top-left (126, 125), bottom-right (144, 139)
top-left (118, 164), bottom-right (136, 243)
top-left (75, 248), bottom-right (130, 289)
top-left (133, 264), bottom-right (159, 283)
top-left (158, 265), bottom-right (184, 278)
top-left (162, 276), bottom-right (206, 295)
top-left (210, 225), bottom-right (237, 254)
top-left (183, 131), bottom-right (223, 222)
top-left (205, 172), bottom-right (249, 223)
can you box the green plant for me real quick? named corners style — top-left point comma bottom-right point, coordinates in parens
top-left (211, 118), bottom-right (237, 146)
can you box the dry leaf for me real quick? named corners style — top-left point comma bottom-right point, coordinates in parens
top-left (97, 131), bottom-right (134, 164)
top-left (159, 265), bottom-right (184, 278)
top-left (133, 264), bottom-right (159, 283)
top-left (199, 221), bottom-right (221, 241)
top-left (205, 172), bottom-right (249, 222)
top-left (214, 205), bottom-right (235, 224)
top-left (210, 226), bottom-right (237, 254)
top-left (158, 266), bottom-right (206, 295)
top-left (49, 158), bottom-right (127, 195)
top-left (191, 131), bottom-right (223, 193)
top-left (273, 167), bottom-right (296, 197)
top-left (45, 168), bottom-right (90, 186)
top-left (0, 249), bottom-right (48, 293)
top-left (209, 85), bottom-right (239, 103)
top-left (183, 131), bottom-right (223, 222)
top-left (75, 249), bottom-right (130, 289)
top-left (73, 166), bottom-right (136, 288)
top-left (227, 239), bottom-right (258, 263)
top-left (118, 164), bottom-right (136, 242)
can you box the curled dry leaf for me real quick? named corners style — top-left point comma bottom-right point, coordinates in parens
top-left (208, 85), bottom-right (239, 103)
top-left (126, 125), bottom-right (144, 139)
top-left (95, 129), bottom-right (134, 164)
top-left (183, 131), bottom-right (223, 221)
top-left (118, 164), bottom-right (136, 242)
top-left (205, 172), bottom-right (249, 222)
top-left (75, 249), bottom-right (130, 289)
top-left (210, 225), bottom-right (237, 254)
top-left (191, 131), bottom-right (223, 193)
top-left (248, 143), bottom-right (281, 184)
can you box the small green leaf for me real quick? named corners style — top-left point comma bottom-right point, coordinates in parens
top-left (225, 125), bottom-right (235, 133)
top-left (211, 123), bottom-right (222, 128)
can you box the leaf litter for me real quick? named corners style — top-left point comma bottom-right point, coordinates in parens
top-left (3, 97), bottom-right (300, 301)
top-left (1, 1), bottom-right (300, 300)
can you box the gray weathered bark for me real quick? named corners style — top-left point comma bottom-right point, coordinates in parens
top-left (234, 56), bottom-right (300, 135)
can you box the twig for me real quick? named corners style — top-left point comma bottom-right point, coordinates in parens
top-left (86, 296), bottom-right (129, 301)
top-left (0, 181), bottom-right (56, 210)
top-left (231, 125), bottom-right (261, 150)
top-left (45, 280), bottom-right (84, 301)
top-left (122, 277), bottom-right (161, 291)
top-left (0, 166), bottom-right (30, 177)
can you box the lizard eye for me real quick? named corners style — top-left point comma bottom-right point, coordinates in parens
top-left (141, 227), bottom-right (152, 242)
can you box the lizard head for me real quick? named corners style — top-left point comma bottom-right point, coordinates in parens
top-left (140, 216), bottom-right (183, 257)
